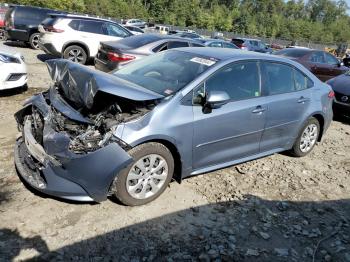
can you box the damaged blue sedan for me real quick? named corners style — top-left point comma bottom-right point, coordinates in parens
top-left (14, 48), bottom-right (333, 206)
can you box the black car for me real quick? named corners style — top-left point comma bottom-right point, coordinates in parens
top-left (327, 72), bottom-right (350, 117)
top-left (4, 5), bottom-right (65, 49)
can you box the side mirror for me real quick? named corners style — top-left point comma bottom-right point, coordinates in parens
top-left (205, 90), bottom-right (230, 109)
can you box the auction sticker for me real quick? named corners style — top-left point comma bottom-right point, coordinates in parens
top-left (190, 57), bottom-right (216, 66)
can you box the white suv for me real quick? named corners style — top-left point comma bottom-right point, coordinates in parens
top-left (38, 14), bottom-right (133, 64)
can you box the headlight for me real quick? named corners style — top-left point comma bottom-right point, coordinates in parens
top-left (0, 53), bottom-right (21, 64)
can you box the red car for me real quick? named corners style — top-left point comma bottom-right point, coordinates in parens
top-left (0, 6), bottom-right (8, 40)
top-left (275, 48), bottom-right (348, 82)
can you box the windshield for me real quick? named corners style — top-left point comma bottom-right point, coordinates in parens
top-left (113, 50), bottom-right (218, 96)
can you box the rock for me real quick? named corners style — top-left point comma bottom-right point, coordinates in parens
top-left (259, 232), bottom-right (271, 240)
top-left (344, 252), bottom-right (350, 262)
top-left (208, 249), bottom-right (219, 259)
top-left (246, 249), bottom-right (259, 256)
top-left (228, 235), bottom-right (236, 243)
top-left (274, 248), bottom-right (289, 257)
top-left (198, 253), bottom-right (210, 262)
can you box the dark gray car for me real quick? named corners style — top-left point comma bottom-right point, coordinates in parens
top-left (14, 48), bottom-right (333, 206)
top-left (95, 34), bottom-right (204, 72)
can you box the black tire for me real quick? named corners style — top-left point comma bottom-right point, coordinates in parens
top-left (113, 142), bottom-right (174, 206)
top-left (0, 29), bottom-right (7, 41)
top-left (29, 33), bottom-right (40, 49)
top-left (290, 117), bottom-right (320, 157)
top-left (63, 45), bottom-right (87, 65)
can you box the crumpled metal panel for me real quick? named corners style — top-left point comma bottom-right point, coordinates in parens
top-left (46, 59), bottom-right (164, 109)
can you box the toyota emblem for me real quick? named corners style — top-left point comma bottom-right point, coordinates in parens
top-left (341, 96), bottom-right (349, 102)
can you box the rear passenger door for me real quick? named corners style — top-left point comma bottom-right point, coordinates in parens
top-left (77, 20), bottom-right (108, 57)
top-left (260, 62), bottom-right (313, 152)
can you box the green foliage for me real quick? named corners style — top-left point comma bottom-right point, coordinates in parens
top-left (1, 0), bottom-right (350, 43)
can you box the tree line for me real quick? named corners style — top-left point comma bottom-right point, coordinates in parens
top-left (2, 0), bottom-right (350, 44)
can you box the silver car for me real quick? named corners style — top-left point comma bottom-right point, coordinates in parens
top-left (14, 48), bottom-right (333, 206)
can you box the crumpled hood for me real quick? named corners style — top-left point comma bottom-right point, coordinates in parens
top-left (328, 74), bottom-right (350, 95)
top-left (46, 59), bottom-right (164, 109)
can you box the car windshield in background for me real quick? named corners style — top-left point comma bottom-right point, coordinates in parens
top-left (115, 34), bottom-right (161, 49)
top-left (274, 49), bottom-right (310, 58)
top-left (113, 50), bottom-right (218, 96)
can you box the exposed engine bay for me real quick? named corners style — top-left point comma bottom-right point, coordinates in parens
top-left (28, 88), bottom-right (157, 155)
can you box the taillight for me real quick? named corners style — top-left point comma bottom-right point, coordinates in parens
top-left (107, 52), bottom-right (135, 62)
top-left (44, 26), bottom-right (64, 33)
top-left (328, 90), bottom-right (335, 98)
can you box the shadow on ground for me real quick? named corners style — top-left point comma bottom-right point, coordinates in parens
top-left (1, 197), bottom-right (349, 261)
top-left (3, 41), bottom-right (28, 48)
top-left (0, 85), bottom-right (27, 97)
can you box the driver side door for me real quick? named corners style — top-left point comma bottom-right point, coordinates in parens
top-left (192, 61), bottom-right (267, 171)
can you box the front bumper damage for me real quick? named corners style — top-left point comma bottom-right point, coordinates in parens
top-left (14, 91), bottom-right (133, 202)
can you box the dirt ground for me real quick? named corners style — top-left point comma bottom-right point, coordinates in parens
top-left (0, 41), bottom-right (349, 262)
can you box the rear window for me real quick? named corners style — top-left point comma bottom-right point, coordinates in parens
top-left (232, 39), bottom-right (244, 46)
top-left (115, 34), bottom-right (161, 49)
top-left (41, 17), bottom-right (59, 27)
top-left (274, 49), bottom-right (310, 58)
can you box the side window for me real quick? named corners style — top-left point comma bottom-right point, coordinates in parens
top-left (104, 23), bottom-right (130, 37)
top-left (324, 53), bottom-right (339, 65)
top-left (223, 42), bottom-right (235, 48)
top-left (167, 41), bottom-right (189, 49)
top-left (310, 52), bottom-right (325, 63)
top-left (209, 42), bottom-right (222, 48)
top-left (251, 41), bottom-right (258, 47)
top-left (191, 43), bottom-right (204, 47)
top-left (294, 69), bottom-right (313, 90)
top-left (68, 20), bottom-right (80, 30)
top-left (262, 62), bottom-right (294, 95)
top-left (205, 61), bottom-right (261, 101)
top-left (79, 20), bottom-right (104, 35)
top-left (152, 43), bottom-right (167, 52)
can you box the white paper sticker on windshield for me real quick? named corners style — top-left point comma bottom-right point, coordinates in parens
top-left (190, 57), bottom-right (216, 66)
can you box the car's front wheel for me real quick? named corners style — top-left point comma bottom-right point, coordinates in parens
top-left (113, 142), bottom-right (174, 206)
top-left (291, 117), bottom-right (320, 157)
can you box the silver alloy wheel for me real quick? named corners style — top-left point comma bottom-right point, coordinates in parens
top-left (126, 154), bottom-right (168, 199)
top-left (31, 35), bottom-right (40, 49)
top-left (300, 123), bottom-right (318, 153)
top-left (67, 49), bottom-right (84, 63)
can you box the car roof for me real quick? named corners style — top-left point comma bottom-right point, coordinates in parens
top-left (175, 47), bottom-right (295, 62)
top-left (232, 37), bottom-right (261, 41)
top-left (200, 39), bottom-right (229, 43)
top-left (48, 13), bottom-right (117, 23)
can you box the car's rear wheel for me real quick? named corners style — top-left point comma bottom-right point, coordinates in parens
top-left (0, 29), bottom-right (7, 41)
top-left (29, 33), bottom-right (40, 49)
top-left (63, 45), bottom-right (87, 64)
top-left (291, 117), bottom-right (320, 157)
top-left (113, 142), bottom-right (174, 206)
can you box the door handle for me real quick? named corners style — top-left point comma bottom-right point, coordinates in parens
top-left (252, 106), bottom-right (266, 114)
top-left (297, 97), bottom-right (310, 103)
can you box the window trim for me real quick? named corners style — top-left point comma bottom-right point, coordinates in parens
top-left (260, 60), bottom-right (314, 97)
top-left (192, 60), bottom-right (263, 106)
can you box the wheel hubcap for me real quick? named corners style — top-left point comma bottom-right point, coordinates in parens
top-left (68, 49), bottom-right (84, 63)
top-left (32, 35), bottom-right (39, 49)
top-left (300, 124), bottom-right (318, 153)
top-left (126, 154), bottom-right (168, 199)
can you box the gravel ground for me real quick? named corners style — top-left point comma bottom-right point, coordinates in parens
top-left (0, 41), bottom-right (349, 262)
